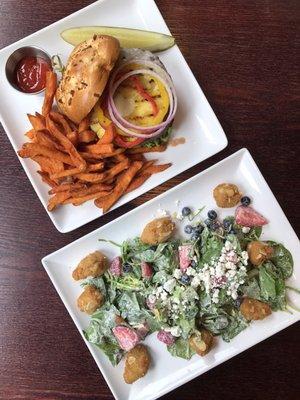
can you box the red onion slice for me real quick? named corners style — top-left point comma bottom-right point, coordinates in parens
top-left (108, 69), bottom-right (177, 138)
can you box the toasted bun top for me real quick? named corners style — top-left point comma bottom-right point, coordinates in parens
top-left (56, 35), bottom-right (120, 124)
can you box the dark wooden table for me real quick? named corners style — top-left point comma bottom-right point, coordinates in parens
top-left (0, 1), bottom-right (299, 399)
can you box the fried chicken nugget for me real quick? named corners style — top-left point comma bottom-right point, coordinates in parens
top-left (247, 241), bottom-right (273, 266)
top-left (189, 329), bottom-right (214, 356)
top-left (240, 298), bottom-right (272, 321)
top-left (213, 183), bottom-right (242, 208)
top-left (140, 217), bottom-right (175, 245)
top-left (77, 285), bottom-right (104, 314)
top-left (72, 251), bottom-right (108, 281)
top-left (123, 344), bottom-right (151, 384)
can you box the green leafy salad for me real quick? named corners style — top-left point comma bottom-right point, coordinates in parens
top-left (74, 199), bottom-right (295, 369)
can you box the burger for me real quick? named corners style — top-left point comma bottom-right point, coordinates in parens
top-left (56, 35), bottom-right (176, 148)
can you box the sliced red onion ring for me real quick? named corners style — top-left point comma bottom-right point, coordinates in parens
top-left (109, 69), bottom-right (175, 130)
top-left (108, 68), bottom-right (177, 138)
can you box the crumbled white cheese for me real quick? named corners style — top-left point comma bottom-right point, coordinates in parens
top-left (165, 326), bottom-right (181, 337)
top-left (191, 276), bottom-right (201, 288)
top-left (242, 226), bottom-right (251, 234)
top-left (163, 278), bottom-right (176, 293)
top-left (186, 267), bottom-right (196, 276)
top-left (173, 269), bottom-right (182, 279)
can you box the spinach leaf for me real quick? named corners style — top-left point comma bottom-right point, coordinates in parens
top-left (200, 227), bottom-right (223, 264)
top-left (167, 338), bottom-right (195, 360)
top-left (83, 303), bottom-right (123, 366)
top-left (95, 340), bottom-right (123, 366)
top-left (241, 277), bottom-right (261, 300)
top-left (259, 264), bottom-right (276, 300)
top-left (221, 311), bottom-right (248, 342)
top-left (267, 242), bottom-right (293, 279)
top-left (116, 292), bottom-right (160, 332)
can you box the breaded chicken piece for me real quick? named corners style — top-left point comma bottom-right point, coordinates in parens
top-left (77, 285), bottom-right (104, 314)
top-left (213, 183), bottom-right (242, 208)
top-left (123, 344), bottom-right (151, 384)
top-left (247, 241), bottom-right (273, 266)
top-left (140, 217), bottom-right (175, 245)
top-left (72, 251), bottom-right (107, 281)
top-left (189, 329), bottom-right (214, 356)
top-left (240, 298), bottom-right (271, 321)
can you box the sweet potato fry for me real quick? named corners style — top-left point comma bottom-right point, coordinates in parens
top-left (79, 148), bottom-right (125, 160)
top-left (25, 129), bottom-right (36, 140)
top-left (50, 111), bottom-right (73, 135)
top-left (78, 116), bottom-right (90, 133)
top-left (98, 123), bottom-right (115, 144)
top-left (49, 182), bottom-right (86, 194)
top-left (46, 115), bottom-right (86, 170)
top-left (141, 163), bottom-right (172, 175)
top-left (70, 183), bottom-right (112, 197)
top-left (102, 159), bottom-right (130, 182)
top-left (84, 143), bottom-right (114, 154)
top-left (127, 153), bottom-right (146, 162)
top-left (112, 153), bottom-right (128, 162)
top-left (137, 160), bottom-right (157, 175)
top-left (127, 144), bottom-right (167, 154)
top-left (42, 71), bottom-right (57, 116)
top-left (37, 171), bottom-right (58, 188)
top-left (86, 162), bottom-right (104, 172)
top-left (125, 173), bottom-right (151, 194)
top-left (95, 161), bottom-right (142, 212)
top-left (33, 155), bottom-right (64, 175)
top-left (63, 190), bottom-right (111, 206)
top-left (27, 114), bottom-right (46, 131)
top-left (78, 130), bottom-right (96, 143)
top-left (35, 130), bottom-right (64, 152)
top-left (66, 131), bottom-right (78, 147)
top-left (18, 143), bottom-right (74, 165)
top-left (47, 191), bottom-right (72, 211)
top-left (75, 172), bottom-right (106, 183)
top-left (50, 167), bottom-right (85, 180)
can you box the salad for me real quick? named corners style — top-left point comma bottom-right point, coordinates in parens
top-left (72, 183), bottom-right (295, 384)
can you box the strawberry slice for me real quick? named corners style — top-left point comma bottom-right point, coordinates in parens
top-left (141, 261), bottom-right (153, 278)
top-left (179, 244), bottom-right (193, 272)
top-left (157, 330), bottom-right (176, 345)
top-left (109, 256), bottom-right (122, 276)
top-left (112, 326), bottom-right (140, 351)
top-left (235, 205), bottom-right (268, 227)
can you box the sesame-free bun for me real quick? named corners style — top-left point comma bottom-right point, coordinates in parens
top-left (56, 35), bottom-right (120, 124)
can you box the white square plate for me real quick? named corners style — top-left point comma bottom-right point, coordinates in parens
top-left (42, 148), bottom-right (300, 400)
top-left (0, 0), bottom-right (227, 233)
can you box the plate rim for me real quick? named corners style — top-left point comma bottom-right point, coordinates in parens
top-left (0, 0), bottom-right (228, 233)
top-left (42, 147), bottom-right (300, 400)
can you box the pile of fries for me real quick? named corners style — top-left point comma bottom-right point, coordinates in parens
top-left (18, 71), bottom-right (171, 213)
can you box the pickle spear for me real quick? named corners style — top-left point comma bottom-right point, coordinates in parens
top-left (61, 26), bottom-right (175, 52)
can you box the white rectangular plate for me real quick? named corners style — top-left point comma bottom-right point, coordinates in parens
top-left (0, 0), bottom-right (227, 233)
top-left (42, 148), bottom-right (300, 400)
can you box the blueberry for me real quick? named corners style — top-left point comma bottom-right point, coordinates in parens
top-left (194, 224), bottom-right (204, 234)
top-left (180, 274), bottom-right (191, 285)
top-left (211, 221), bottom-right (221, 231)
top-left (235, 297), bottom-right (243, 308)
top-left (182, 207), bottom-right (192, 216)
top-left (241, 196), bottom-right (251, 206)
top-left (204, 218), bottom-right (212, 227)
top-left (223, 219), bottom-right (232, 230)
top-left (149, 246), bottom-right (157, 251)
top-left (123, 263), bottom-right (132, 273)
top-left (184, 225), bottom-right (193, 234)
top-left (229, 228), bottom-right (236, 234)
top-left (191, 260), bottom-right (197, 268)
top-left (191, 232), bottom-right (200, 241)
top-left (207, 210), bottom-right (217, 220)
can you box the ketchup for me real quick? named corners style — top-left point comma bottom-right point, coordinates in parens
top-left (15, 56), bottom-right (51, 93)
